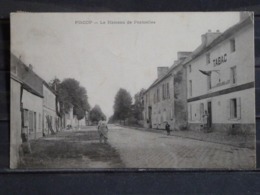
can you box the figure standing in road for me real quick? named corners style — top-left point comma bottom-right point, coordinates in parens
top-left (97, 120), bottom-right (109, 144)
top-left (203, 110), bottom-right (209, 130)
top-left (165, 121), bottom-right (171, 136)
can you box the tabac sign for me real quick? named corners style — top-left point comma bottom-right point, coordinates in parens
top-left (213, 53), bottom-right (227, 66)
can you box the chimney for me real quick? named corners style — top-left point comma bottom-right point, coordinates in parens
top-left (201, 30), bottom-right (221, 47)
top-left (157, 67), bottom-right (169, 78)
top-left (29, 64), bottom-right (33, 70)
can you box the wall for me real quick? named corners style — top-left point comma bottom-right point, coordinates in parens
top-left (10, 78), bottom-right (22, 168)
top-left (22, 89), bottom-right (43, 139)
top-left (43, 84), bottom-right (57, 134)
top-left (144, 63), bottom-right (188, 130)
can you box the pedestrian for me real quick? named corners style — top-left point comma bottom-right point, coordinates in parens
top-left (97, 120), bottom-right (109, 144)
top-left (165, 121), bottom-right (170, 136)
top-left (203, 110), bottom-right (209, 130)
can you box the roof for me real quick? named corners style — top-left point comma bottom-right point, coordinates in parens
top-left (144, 16), bottom-right (253, 95)
top-left (22, 82), bottom-right (44, 98)
top-left (11, 53), bottom-right (57, 96)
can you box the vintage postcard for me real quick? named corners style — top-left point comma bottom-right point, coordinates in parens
top-left (10, 12), bottom-right (255, 169)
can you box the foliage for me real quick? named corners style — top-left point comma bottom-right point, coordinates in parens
top-left (132, 88), bottom-right (145, 121)
top-left (89, 105), bottom-right (106, 124)
top-left (113, 88), bottom-right (133, 122)
top-left (49, 77), bottom-right (90, 120)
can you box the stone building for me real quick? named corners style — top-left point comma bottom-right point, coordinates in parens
top-left (143, 51), bottom-right (191, 130)
top-left (187, 14), bottom-right (255, 134)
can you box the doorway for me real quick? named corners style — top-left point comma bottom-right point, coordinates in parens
top-left (148, 106), bottom-right (152, 128)
top-left (207, 101), bottom-right (212, 128)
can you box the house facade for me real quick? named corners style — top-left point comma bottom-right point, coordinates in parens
top-left (11, 54), bottom-right (44, 140)
top-left (187, 15), bottom-right (255, 133)
top-left (43, 83), bottom-right (58, 135)
top-left (143, 52), bottom-right (190, 130)
top-left (143, 13), bottom-right (255, 134)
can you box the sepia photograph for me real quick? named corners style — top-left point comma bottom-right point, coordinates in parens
top-left (10, 12), bottom-right (255, 169)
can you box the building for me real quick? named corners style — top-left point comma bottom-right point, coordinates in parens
top-left (143, 13), bottom-right (255, 134)
top-left (10, 53), bottom-right (61, 167)
top-left (187, 14), bottom-right (255, 133)
top-left (143, 51), bottom-right (191, 130)
top-left (43, 82), bottom-right (58, 135)
top-left (11, 54), bottom-right (44, 140)
top-left (10, 67), bottom-right (23, 168)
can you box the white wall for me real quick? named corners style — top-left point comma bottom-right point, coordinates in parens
top-left (188, 88), bottom-right (255, 124)
top-left (187, 22), bottom-right (254, 125)
top-left (22, 89), bottom-right (43, 137)
top-left (187, 24), bottom-right (254, 99)
top-left (43, 85), bottom-right (57, 133)
top-left (10, 78), bottom-right (22, 168)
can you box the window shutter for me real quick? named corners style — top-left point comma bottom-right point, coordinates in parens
top-left (237, 97), bottom-right (241, 119)
top-left (227, 99), bottom-right (231, 120)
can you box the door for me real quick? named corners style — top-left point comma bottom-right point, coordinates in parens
top-left (148, 106), bottom-right (152, 128)
top-left (34, 112), bottom-right (36, 139)
top-left (207, 101), bottom-right (212, 128)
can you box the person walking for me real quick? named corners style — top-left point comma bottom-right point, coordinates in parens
top-left (97, 120), bottom-right (109, 144)
top-left (165, 121), bottom-right (171, 136)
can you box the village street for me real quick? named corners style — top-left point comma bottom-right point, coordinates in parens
top-left (19, 124), bottom-right (255, 169)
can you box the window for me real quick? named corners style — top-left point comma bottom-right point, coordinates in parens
top-left (230, 99), bottom-right (237, 118)
top-left (229, 98), bottom-right (241, 119)
top-left (188, 64), bottom-right (191, 72)
top-left (166, 83), bottom-right (170, 99)
top-left (162, 84), bottom-right (165, 100)
top-left (154, 93), bottom-right (156, 104)
top-left (157, 88), bottom-right (160, 102)
top-left (206, 53), bottom-right (210, 64)
top-left (230, 39), bottom-right (236, 52)
top-left (189, 80), bottom-right (192, 97)
top-left (23, 109), bottom-right (29, 128)
top-left (29, 111), bottom-right (34, 133)
top-left (189, 104), bottom-right (192, 121)
top-left (230, 66), bottom-right (237, 84)
top-left (39, 113), bottom-right (41, 130)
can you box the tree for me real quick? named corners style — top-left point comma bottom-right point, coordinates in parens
top-left (113, 88), bottom-right (132, 124)
top-left (133, 88), bottom-right (146, 121)
top-left (49, 77), bottom-right (90, 120)
top-left (89, 105), bottom-right (106, 124)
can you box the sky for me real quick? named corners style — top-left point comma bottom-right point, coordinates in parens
top-left (11, 12), bottom-right (240, 118)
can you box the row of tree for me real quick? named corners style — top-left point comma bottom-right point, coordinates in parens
top-left (110, 88), bottom-right (145, 126)
top-left (49, 77), bottom-right (106, 124)
top-left (49, 78), bottom-right (91, 120)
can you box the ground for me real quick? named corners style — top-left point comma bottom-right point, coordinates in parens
top-left (19, 125), bottom-right (255, 169)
